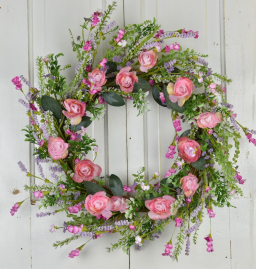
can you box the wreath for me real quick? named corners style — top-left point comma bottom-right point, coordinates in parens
top-left (12, 2), bottom-right (255, 260)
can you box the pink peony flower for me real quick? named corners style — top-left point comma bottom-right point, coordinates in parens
top-left (62, 99), bottom-right (86, 125)
top-left (180, 173), bottom-right (199, 197)
top-left (138, 50), bottom-right (158, 72)
top-left (85, 191), bottom-right (112, 219)
top-left (88, 68), bottom-right (107, 93)
top-left (72, 159), bottom-right (102, 183)
top-left (110, 196), bottom-right (128, 213)
top-left (116, 66), bottom-right (138, 93)
top-left (47, 137), bottom-right (69, 160)
top-left (145, 195), bottom-right (175, 220)
top-left (167, 77), bottom-right (195, 107)
top-left (197, 112), bottom-right (222, 129)
top-left (177, 137), bottom-right (201, 163)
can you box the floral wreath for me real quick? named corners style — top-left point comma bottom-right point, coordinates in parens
top-left (12, 2), bottom-right (255, 261)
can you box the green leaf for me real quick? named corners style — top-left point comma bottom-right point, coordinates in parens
top-left (152, 86), bottom-right (167, 107)
top-left (109, 174), bottom-right (123, 196)
top-left (102, 92), bottom-right (125, 107)
top-left (106, 61), bottom-right (117, 75)
top-left (133, 77), bottom-right (150, 92)
top-left (162, 85), bottom-right (186, 113)
top-left (190, 156), bottom-right (206, 170)
top-left (83, 181), bottom-right (106, 195)
top-left (160, 178), bottom-right (176, 189)
top-left (180, 129), bottom-right (190, 138)
top-left (70, 116), bottom-right (92, 131)
top-left (41, 95), bottom-right (63, 120)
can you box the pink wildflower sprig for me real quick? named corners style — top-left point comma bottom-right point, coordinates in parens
top-left (204, 235), bottom-right (214, 252)
top-left (207, 208), bottom-right (216, 218)
top-left (12, 76), bottom-right (23, 90)
top-left (162, 243), bottom-right (173, 257)
top-left (175, 217), bottom-right (183, 227)
top-left (165, 145), bottom-right (176, 159)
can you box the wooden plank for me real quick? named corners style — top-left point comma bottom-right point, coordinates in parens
top-left (124, 0), bottom-right (145, 190)
top-left (31, 1), bottom-right (128, 268)
top-left (0, 1), bottom-right (31, 268)
top-left (129, 1), bottom-right (232, 268)
top-left (225, 0), bottom-right (256, 268)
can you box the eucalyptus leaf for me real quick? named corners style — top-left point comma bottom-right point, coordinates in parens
top-left (83, 181), bottom-right (106, 195)
top-left (190, 156), bottom-right (206, 170)
top-left (102, 92), bottom-right (125, 107)
top-left (133, 77), bottom-right (150, 92)
top-left (70, 116), bottom-right (92, 131)
top-left (109, 174), bottom-right (123, 196)
top-left (180, 129), bottom-right (191, 138)
top-left (162, 85), bottom-right (186, 113)
top-left (41, 95), bottom-right (63, 120)
top-left (106, 61), bottom-right (117, 75)
top-left (152, 86), bottom-right (167, 107)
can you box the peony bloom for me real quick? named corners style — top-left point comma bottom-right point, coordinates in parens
top-left (167, 77), bottom-right (195, 107)
top-left (116, 66), bottom-right (138, 93)
top-left (180, 173), bottom-right (199, 197)
top-left (47, 137), bottom-right (69, 160)
top-left (145, 195), bottom-right (175, 220)
top-left (197, 112), bottom-right (222, 129)
top-left (88, 68), bottom-right (107, 93)
top-left (85, 191), bottom-right (112, 219)
top-left (62, 99), bottom-right (86, 125)
top-left (138, 50), bottom-right (158, 72)
top-left (110, 196), bottom-right (128, 213)
top-left (72, 159), bottom-right (102, 183)
top-left (177, 137), bottom-right (201, 163)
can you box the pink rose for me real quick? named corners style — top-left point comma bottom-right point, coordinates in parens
top-left (180, 173), bottom-right (199, 197)
top-left (197, 112), bottom-right (222, 129)
top-left (167, 77), bottom-right (195, 107)
top-left (47, 137), bottom-right (69, 160)
top-left (85, 191), bottom-right (112, 219)
top-left (138, 50), bottom-right (158, 72)
top-left (110, 196), bottom-right (128, 213)
top-left (145, 195), bottom-right (175, 220)
top-left (72, 159), bottom-right (102, 183)
top-left (62, 99), bottom-right (86, 125)
top-left (177, 137), bottom-right (201, 163)
top-left (116, 66), bottom-right (138, 93)
top-left (88, 68), bottom-right (107, 92)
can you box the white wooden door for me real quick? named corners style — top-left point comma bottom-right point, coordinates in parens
top-left (1, 0), bottom-right (255, 268)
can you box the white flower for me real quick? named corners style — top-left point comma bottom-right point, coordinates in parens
top-left (118, 40), bottom-right (127, 47)
top-left (135, 236), bottom-right (142, 244)
top-left (141, 182), bottom-right (150, 190)
top-left (154, 172), bottom-right (160, 177)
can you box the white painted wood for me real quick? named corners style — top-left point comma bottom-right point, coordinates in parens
top-left (2, 0), bottom-right (256, 268)
top-left (225, 1), bottom-right (256, 268)
top-left (0, 0), bottom-right (31, 268)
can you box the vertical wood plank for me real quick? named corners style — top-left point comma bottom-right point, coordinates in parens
top-left (225, 0), bottom-right (256, 268)
top-left (0, 1), bottom-right (31, 268)
top-left (31, 1), bottom-right (129, 268)
top-left (124, 0), bottom-right (145, 189)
